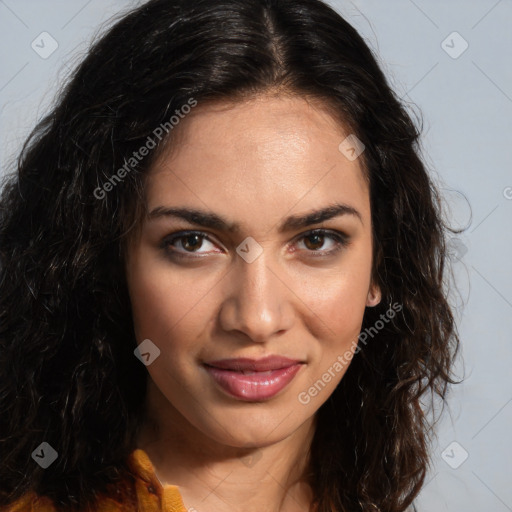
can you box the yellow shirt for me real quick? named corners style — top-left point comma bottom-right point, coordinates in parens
top-left (3, 449), bottom-right (187, 512)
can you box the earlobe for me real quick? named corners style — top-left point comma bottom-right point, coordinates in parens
top-left (366, 285), bottom-right (382, 307)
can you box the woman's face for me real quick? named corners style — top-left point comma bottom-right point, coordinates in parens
top-left (125, 94), bottom-right (380, 449)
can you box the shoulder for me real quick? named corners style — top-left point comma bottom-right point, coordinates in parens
top-left (2, 448), bottom-right (184, 512)
top-left (1, 451), bottom-right (144, 512)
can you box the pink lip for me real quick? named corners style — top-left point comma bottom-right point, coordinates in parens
top-left (203, 356), bottom-right (304, 401)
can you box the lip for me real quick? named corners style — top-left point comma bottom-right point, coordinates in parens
top-left (203, 356), bottom-right (304, 401)
top-left (206, 355), bottom-right (303, 372)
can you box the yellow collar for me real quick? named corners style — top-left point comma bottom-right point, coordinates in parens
top-left (127, 448), bottom-right (187, 512)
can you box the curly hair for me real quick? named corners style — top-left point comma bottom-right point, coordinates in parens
top-left (0, 0), bottom-right (462, 510)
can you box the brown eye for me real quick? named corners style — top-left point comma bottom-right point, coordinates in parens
top-left (181, 234), bottom-right (204, 252)
top-left (296, 229), bottom-right (349, 256)
top-left (162, 231), bottom-right (219, 257)
top-left (303, 233), bottom-right (325, 250)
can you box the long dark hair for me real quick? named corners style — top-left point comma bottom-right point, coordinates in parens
top-left (0, 0), bottom-right (461, 510)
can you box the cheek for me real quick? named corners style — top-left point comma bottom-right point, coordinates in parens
top-left (126, 249), bottom-right (221, 343)
top-left (304, 278), bottom-right (368, 363)
top-left (291, 256), bottom-right (373, 344)
top-left (127, 265), bottom-right (210, 390)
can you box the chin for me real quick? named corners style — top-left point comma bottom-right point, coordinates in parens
top-left (192, 405), bottom-right (305, 448)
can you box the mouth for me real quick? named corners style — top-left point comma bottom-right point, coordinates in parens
top-left (203, 356), bottom-right (305, 401)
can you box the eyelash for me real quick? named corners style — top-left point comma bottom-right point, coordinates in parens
top-left (161, 229), bottom-right (349, 260)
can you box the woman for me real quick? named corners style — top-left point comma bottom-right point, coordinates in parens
top-left (0, 0), bottom-right (461, 511)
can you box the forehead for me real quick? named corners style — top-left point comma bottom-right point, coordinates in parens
top-left (145, 95), bottom-right (370, 232)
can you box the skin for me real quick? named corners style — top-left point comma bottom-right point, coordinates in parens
top-left (125, 93), bottom-right (381, 512)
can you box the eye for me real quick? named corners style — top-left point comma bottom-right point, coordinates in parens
top-left (161, 231), bottom-right (220, 257)
top-left (161, 228), bottom-right (349, 261)
top-left (295, 229), bottom-right (349, 256)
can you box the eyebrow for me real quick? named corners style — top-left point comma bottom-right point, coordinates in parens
top-left (147, 202), bottom-right (363, 233)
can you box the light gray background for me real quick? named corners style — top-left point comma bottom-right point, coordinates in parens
top-left (1, 1), bottom-right (511, 511)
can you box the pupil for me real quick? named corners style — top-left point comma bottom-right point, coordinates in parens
top-left (183, 235), bottom-right (202, 251)
top-left (305, 234), bottom-right (324, 250)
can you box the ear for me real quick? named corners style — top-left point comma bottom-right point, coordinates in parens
top-left (366, 283), bottom-right (382, 307)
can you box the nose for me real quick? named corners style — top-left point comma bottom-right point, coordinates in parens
top-left (218, 250), bottom-right (295, 343)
